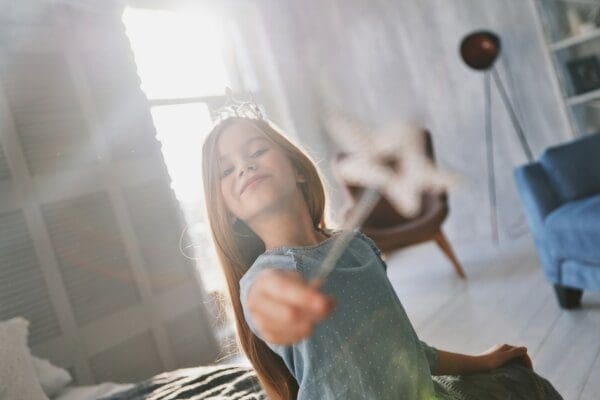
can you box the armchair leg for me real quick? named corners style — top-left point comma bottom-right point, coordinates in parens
top-left (553, 284), bottom-right (583, 309)
top-left (434, 230), bottom-right (466, 279)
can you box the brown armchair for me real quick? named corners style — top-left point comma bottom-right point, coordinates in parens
top-left (335, 130), bottom-right (466, 278)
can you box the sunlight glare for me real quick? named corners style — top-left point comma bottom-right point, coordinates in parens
top-left (150, 103), bottom-right (212, 204)
top-left (122, 7), bottom-right (231, 99)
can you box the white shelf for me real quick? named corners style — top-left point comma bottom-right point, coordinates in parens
top-left (566, 88), bottom-right (600, 106)
top-left (534, 0), bottom-right (600, 137)
top-left (550, 28), bottom-right (600, 51)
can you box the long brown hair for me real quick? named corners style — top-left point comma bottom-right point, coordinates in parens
top-left (201, 117), bottom-right (330, 400)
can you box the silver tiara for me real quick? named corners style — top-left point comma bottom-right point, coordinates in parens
top-left (211, 87), bottom-right (265, 124)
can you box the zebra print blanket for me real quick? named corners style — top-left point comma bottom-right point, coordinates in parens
top-left (97, 360), bottom-right (562, 399)
top-left (99, 365), bottom-right (266, 400)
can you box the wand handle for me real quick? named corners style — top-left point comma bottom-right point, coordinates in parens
top-left (309, 187), bottom-right (381, 287)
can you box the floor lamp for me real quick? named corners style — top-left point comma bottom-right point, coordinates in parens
top-left (459, 31), bottom-right (534, 243)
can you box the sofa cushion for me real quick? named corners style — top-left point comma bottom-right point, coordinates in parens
top-left (540, 133), bottom-right (600, 203)
top-left (545, 195), bottom-right (600, 263)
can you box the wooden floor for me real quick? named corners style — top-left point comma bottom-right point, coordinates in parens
top-left (386, 235), bottom-right (600, 400)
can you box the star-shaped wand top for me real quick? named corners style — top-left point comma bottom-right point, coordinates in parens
top-left (324, 110), bottom-right (459, 218)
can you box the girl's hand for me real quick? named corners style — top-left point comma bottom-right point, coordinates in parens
top-left (246, 268), bottom-right (336, 345)
top-left (477, 343), bottom-right (533, 371)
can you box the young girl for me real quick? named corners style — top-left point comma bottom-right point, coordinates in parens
top-left (201, 115), bottom-right (563, 400)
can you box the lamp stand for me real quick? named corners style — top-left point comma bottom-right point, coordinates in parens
top-left (484, 65), bottom-right (534, 243)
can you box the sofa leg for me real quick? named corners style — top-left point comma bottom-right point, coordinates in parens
top-left (553, 285), bottom-right (583, 309)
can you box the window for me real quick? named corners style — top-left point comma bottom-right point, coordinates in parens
top-left (122, 6), bottom-right (233, 298)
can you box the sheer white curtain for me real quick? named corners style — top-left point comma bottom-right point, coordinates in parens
top-left (224, 1), bottom-right (352, 227)
top-left (225, 0), bottom-right (572, 244)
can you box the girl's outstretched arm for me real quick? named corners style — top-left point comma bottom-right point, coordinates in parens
top-left (244, 268), bottom-right (336, 345)
top-left (434, 344), bottom-right (533, 375)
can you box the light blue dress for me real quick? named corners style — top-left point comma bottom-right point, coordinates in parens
top-left (239, 228), bottom-right (562, 400)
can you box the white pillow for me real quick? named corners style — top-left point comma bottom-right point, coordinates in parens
top-left (0, 317), bottom-right (49, 400)
top-left (32, 356), bottom-right (72, 398)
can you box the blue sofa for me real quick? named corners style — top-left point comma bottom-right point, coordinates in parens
top-left (514, 133), bottom-right (600, 309)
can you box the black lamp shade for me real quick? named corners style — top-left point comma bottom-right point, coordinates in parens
top-left (460, 31), bottom-right (501, 70)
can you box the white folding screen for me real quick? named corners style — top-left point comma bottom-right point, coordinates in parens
top-left (0, 2), bottom-right (219, 385)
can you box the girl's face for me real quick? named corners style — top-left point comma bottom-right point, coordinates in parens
top-left (217, 120), bottom-right (304, 223)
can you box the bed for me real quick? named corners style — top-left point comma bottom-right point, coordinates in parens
top-left (52, 382), bottom-right (136, 400)
top-left (94, 365), bottom-right (265, 400)
top-left (1, 316), bottom-right (266, 400)
top-left (52, 364), bottom-right (265, 400)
